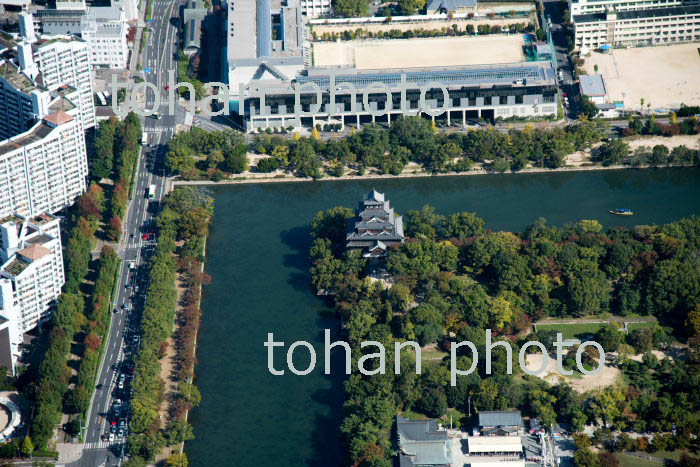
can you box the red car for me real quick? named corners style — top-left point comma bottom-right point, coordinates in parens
top-left (164, 85), bottom-right (170, 91)
top-left (142, 233), bottom-right (150, 240)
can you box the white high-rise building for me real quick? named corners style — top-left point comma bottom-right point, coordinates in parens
top-left (80, 6), bottom-right (129, 69)
top-left (0, 111), bottom-right (88, 219)
top-left (30, 37), bottom-right (96, 129)
top-left (0, 213), bottom-right (64, 376)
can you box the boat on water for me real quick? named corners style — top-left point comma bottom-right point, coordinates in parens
top-left (610, 208), bottom-right (634, 216)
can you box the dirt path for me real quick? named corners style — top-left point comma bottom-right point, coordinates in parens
top-left (524, 352), bottom-right (621, 393)
top-left (535, 316), bottom-right (657, 325)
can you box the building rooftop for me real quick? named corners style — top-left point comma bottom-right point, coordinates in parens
top-left (0, 60), bottom-right (37, 93)
top-left (299, 62), bottom-right (556, 92)
top-left (467, 435), bottom-right (523, 453)
top-left (48, 97), bottom-right (76, 113)
top-left (3, 258), bottom-right (30, 276)
top-left (43, 110), bottom-right (74, 125)
top-left (579, 74), bottom-right (606, 97)
top-left (478, 410), bottom-right (523, 427)
top-left (0, 122), bottom-right (53, 156)
top-left (574, 4), bottom-right (700, 22)
top-left (427, 0), bottom-right (477, 12)
top-left (397, 416), bottom-right (451, 467)
top-left (25, 234), bottom-right (52, 246)
top-left (18, 243), bottom-right (51, 261)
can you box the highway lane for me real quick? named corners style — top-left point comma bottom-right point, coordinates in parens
top-left (70, 1), bottom-right (183, 465)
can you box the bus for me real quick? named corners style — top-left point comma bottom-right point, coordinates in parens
top-left (147, 184), bottom-right (156, 200)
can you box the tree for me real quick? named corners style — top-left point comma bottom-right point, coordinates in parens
top-left (596, 324), bottom-right (622, 352)
top-left (164, 420), bottom-right (195, 445)
top-left (223, 145), bottom-right (248, 173)
top-left (598, 451), bottom-right (619, 467)
top-left (416, 387), bottom-right (447, 418)
top-left (536, 28), bottom-right (545, 41)
top-left (21, 437), bottom-right (34, 457)
top-left (628, 328), bottom-right (653, 353)
top-left (573, 433), bottom-right (592, 449)
top-left (574, 448), bottom-right (600, 467)
top-left (332, 0), bottom-right (371, 17)
top-left (124, 457), bottom-right (146, 467)
top-left (107, 214), bottom-right (122, 241)
top-left (256, 157), bottom-right (281, 173)
top-left (166, 453), bottom-right (189, 467)
top-left (595, 139), bottom-right (630, 166)
top-left (311, 206), bottom-right (355, 249)
top-left (650, 145), bottom-right (669, 165)
top-left (581, 96), bottom-right (599, 119)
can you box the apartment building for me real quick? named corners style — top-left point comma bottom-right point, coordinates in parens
top-left (80, 6), bottom-right (129, 69)
top-left (569, 0), bottom-right (700, 16)
top-left (0, 111), bottom-right (88, 219)
top-left (30, 37), bottom-right (96, 129)
top-left (0, 213), bottom-right (64, 376)
top-left (573, 5), bottom-right (700, 48)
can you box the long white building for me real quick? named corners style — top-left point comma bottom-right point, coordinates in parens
top-left (569, 0), bottom-right (700, 49)
top-left (0, 213), bottom-right (64, 376)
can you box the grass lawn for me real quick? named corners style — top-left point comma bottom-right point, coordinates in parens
top-left (536, 323), bottom-right (604, 340)
top-left (615, 453), bottom-right (662, 467)
top-left (421, 348), bottom-right (450, 362)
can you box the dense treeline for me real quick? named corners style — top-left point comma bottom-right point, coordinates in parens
top-left (127, 187), bottom-right (212, 460)
top-left (165, 127), bottom-right (248, 181)
top-left (312, 22), bottom-right (534, 42)
top-left (309, 207), bottom-right (700, 466)
top-left (594, 139), bottom-right (700, 167)
top-left (90, 113), bottom-right (143, 240)
top-left (623, 114), bottom-right (700, 138)
top-left (167, 117), bottom-right (611, 181)
top-left (29, 204), bottom-right (119, 449)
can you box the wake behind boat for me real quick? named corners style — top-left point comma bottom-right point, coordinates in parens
top-left (610, 208), bottom-right (634, 216)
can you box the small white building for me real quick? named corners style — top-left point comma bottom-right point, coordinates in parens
top-left (579, 74), bottom-right (607, 105)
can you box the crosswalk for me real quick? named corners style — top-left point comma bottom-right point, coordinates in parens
top-left (84, 439), bottom-right (122, 450)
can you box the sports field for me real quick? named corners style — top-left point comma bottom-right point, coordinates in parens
top-left (582, 43), bottom-right (700, 111)
top-left (312, 35), bottom-right (526, 70)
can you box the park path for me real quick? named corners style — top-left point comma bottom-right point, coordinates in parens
top-left (535, 316), bottom-right (657, 325)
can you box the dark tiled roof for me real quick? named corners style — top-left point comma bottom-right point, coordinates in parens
top-left (478, 410), bottom-right (523, 427)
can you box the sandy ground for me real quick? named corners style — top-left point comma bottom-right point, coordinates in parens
top-left (313, 35), bottom-right (526, 69)
top-left (524, 352), bottom-right (621, 393)
top-left (582, 44), bottom-right (700, 111)
top-left (311, 16), bottom-right (531, 36)
top-left (0, 405), bottom-right (9, 433)
top-left (627, 134), bottom-right (700, 151)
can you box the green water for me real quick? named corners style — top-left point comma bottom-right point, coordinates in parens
top-left (186, 168), bottom-right (700, 467)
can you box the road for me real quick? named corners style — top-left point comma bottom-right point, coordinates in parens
top-left (69, 0), bottom-right (182, 464)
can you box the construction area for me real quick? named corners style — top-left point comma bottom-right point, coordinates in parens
top-left (582, 43), bottom-right (700, 111)
top-left (312, 35), bottom-right (527, 69)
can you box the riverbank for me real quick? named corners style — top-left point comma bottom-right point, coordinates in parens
top-left (173, 161), bottom-right (698, 186)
